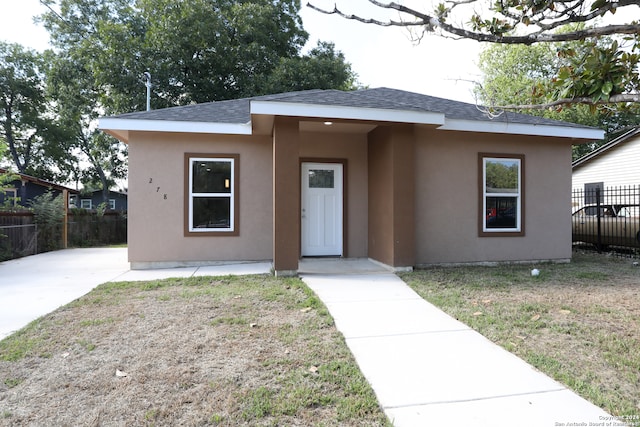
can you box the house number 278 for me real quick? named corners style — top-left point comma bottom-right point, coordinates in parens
top-left (149, 178), bottom-right (167, 200)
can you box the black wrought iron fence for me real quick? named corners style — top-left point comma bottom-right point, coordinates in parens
top-left (571, 185), bottom-right (640, 257)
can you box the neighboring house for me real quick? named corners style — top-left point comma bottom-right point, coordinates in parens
top-left (76, 190), bottom-right (128, 211)
top-left (572, 126), bottom-right (640, 191)
top-left (99, 88), bottom-right (603, 275)
top-left (0, 168), bottom-right (78, 208)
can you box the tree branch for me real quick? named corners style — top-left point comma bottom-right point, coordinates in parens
top-left (306, 2), bottom-right (424, 28)
top-left (306, 1), bottom-right (640, 44)
top-left (493, 93), bottom-right (640, 110)
top-left (3, 100), bottom-right (26, 173)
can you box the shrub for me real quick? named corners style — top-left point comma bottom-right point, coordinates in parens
top-left (28, 191), bottom-right (64, 252)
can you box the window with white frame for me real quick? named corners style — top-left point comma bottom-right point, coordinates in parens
top-left (80, 199), bottom-right (92, 209)
top-left (480, 154), bottom-right (524, 236)
top-left (109, 199), bottom-right (116, 210)
top-left (186, 154), bottom-right (238, 234)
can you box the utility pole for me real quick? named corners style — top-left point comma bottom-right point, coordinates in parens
top-left (143, 72), bottom-right (151, 111)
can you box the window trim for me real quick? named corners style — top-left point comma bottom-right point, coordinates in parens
top-left (1, 188), bottom-right (18, 206)
top-left (184, 153), bottom-right (239, 236)
top-left (80, 199), bottom-right (92, 210)
top-left (478, 153), bottom-right (525, 237)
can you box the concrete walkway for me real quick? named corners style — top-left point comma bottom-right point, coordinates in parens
top-left (300, 268), bottom-right (613, 427)
top-left (1, 250), bottom-right (614, 426)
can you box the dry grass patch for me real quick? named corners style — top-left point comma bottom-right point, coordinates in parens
top-left (0, 275), bottom-right (389, 426)
top-left (400, 251), bottom-right (640, 419)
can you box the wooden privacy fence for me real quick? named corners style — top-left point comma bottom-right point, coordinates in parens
top-left (0, 211), bottom-right (127, 261)
top-left (67, 212), bottom-right (127, 247)
top-left (0, 213), bottom-right (38, 260)
top-left (571, 185), bottom-right (640, 257)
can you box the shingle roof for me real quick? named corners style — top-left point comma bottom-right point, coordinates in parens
top-left (111, 90), bottom-right (326, 124)
top-left (357, 88), bottom-right (586, 128)
top-left (107, 87), bottom-right (595, 130)
top-left (0, 168), bottom-right (79, 193)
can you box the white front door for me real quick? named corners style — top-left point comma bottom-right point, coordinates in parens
top-left (301, 163), bottom-right (343, 256)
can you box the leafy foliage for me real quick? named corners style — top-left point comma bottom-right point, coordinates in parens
top-left (28, 191), bottom-right (64, 252)
top-left (46, 50), bottom-right (127, 203)
top-left (551, 38), bottom-right (640, 104)
top-left (309, 0), bottom-right (640, 107)
top-left (264, 41), bottom-right (358, 94)
top-left (485, 161), bottom-right (518, 190)
top-left (28, 0), bottom-right (357, 195)
top-left (39, 0), bottom-right (357, 112)
top-left (476, 39), bottom-right (640, 159)
top-left (0, 42), bottom-right (72, 180)
top-left (0, 169), bottom-right (20, 209)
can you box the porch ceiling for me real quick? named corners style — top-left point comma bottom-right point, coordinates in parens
top-left (252, 115), bottom-right (378, 135)
top-left (299, 120), bottom-right (377, 134)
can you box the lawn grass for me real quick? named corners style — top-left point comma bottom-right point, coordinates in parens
top-left (0, 275), bottom-right (390, 426)
top-left (400, 251), bottom-right (640, 418)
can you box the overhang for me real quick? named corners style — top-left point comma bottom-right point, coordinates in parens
top-left (250, 100), bottom-right (446, 126)
top-left (98, 89), bottom-right (604, 143)
top-left (439, 118), bottom-right (605, 141)
top-left (98, 117), bottom-right (253, 143)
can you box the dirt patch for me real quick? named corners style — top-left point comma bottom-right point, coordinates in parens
top-left (0, 276), bottom-right (389, 426)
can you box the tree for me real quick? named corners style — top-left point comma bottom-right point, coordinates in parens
top-left (39, 0), bottom-right (357, 112)
top-left (37, 0), bottom-right (356, 200)
top-left (29, 190), bottom-right (64, 252)
top-left (38, 0), bottom-right (356, 200)
top-left (485, 161), bottom-right (518, 190)
top-left (476, 40), bottom-right (640, 158)
top-left (0, 42), bottom-right (73, 180)
top-left (264, 41), bottom-right (358, 93)
top-left (46, 50), bottom-right (127, 204)
top-left (308, 0), bottom-right (640, 107)
top-left (0, 141), bottom-right (19, 207)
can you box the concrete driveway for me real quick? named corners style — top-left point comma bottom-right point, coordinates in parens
top-left (0, 248), bottom-right (271, 340)
top-left (0, 248), bottom-right (130, 339)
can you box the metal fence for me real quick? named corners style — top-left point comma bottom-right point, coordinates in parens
top-left (571, 185), bottom-right (640, 257)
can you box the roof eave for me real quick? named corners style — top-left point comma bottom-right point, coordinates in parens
top-left (572, 126), bottom-right (640, 169)
top-left (250, 100), bottom-right (446, 126)
top-left (439, 118), bottom-right (605, 140)
top-left (0, 168), bottom-right (78, 193)
top-left (98, 101), bottom-right (604, 141)
top-left (98, 117), bottom-right (252, 141)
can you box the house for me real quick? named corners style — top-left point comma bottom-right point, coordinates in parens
top-left (74, 189), bottom-right (128, 211)
top-left (572, 127), bottom-right (640, 211)
top-left (99, 88), bottom-right (603, 275)
top-left (572, 126), bottom-right (640, 192)
top-left (0, 168), bottom-right (78, 208)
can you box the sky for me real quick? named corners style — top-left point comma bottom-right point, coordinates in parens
top-left (0, 0), bottom-right (482, 103)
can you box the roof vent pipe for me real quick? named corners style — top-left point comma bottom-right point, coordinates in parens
top-left (143, 72), bottom-right (151, 111)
